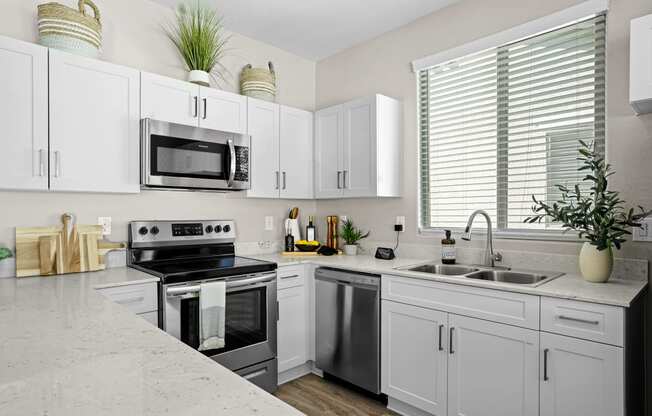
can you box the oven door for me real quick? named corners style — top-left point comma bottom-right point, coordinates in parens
top-left (142, 118), bottom-right (250, 190)
top-left (163, 272), bottom-right (277, 371)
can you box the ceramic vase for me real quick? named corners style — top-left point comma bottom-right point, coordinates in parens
top-left (343, 245), bottom-right (358, 256)
top-left (188, 70), bottom-right (210, 86)
top-left (578, 242), bottom-right (613, 283)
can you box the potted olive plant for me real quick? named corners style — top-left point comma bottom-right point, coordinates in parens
top-left (340, 219), bottom-right (370, 256)
top-left (164, 1), bottom-right (229, 86)
top-left (525, 141), bottom-right (649, 283)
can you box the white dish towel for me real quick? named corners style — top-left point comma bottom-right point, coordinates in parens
top-left (198, 281), bottom-right (226, 351)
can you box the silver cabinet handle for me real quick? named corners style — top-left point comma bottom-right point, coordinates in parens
top-left (38, 149), bottom-right (45, 177)
top-left (193, 96), bottom-right (198, 118)
top-left (543, 348), bottom-right (549, 381)
top-left (558, 315), bottom-right (600, 325)
top-left (275, 171), bottom-right (280, 190)
top-left (54, 151), bottom-right (61, 178)
top-left (280, 274), bottom-right (299, 280)
top-left (343, 170), bottom-right (348, 189)
top-left (114, 296), bottom-right (145, 305)
top-left (282, 172), bottom-right (287, 190)
top-left (449, 327), bottom-right (455, 354)
top-left (337, 171), bottom-right (342, 189)
top-left (202, 98), bottom-right (207, 119)
top-left (438, 324), bottom-right (444, 351)
top-left (227, 139), bottom-right (235, 187)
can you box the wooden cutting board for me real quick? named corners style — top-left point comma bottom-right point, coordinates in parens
top-left (16, 213), bottom-right (126, 278)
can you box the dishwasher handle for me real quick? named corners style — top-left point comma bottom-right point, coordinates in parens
top-left (315, 268), bottom-right (380, 288)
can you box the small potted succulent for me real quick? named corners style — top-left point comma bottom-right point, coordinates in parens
top-left (0, 247), bottom-right (13, 277)
top-left (164, 1), bottom-right (229, 86)
top-left (525, 141), bottom-right (649, 283)
top-left (340, 219), bottom-right (369, 256)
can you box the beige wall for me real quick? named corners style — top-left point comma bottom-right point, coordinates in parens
top-left (315, 0), bottom-right (652, 262)
top-left (0, 0), bottom-right (316, 246)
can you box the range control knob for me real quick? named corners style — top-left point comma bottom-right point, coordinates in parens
top-left (222, 224), bottom-right (231, 233)
top-left (205, 225), bottom-right (213, 233)
top-left (214, 225), bottom-right (222, 233)
top-left (150, 226), bottom-right (159, 235)
top-left (138, 226), bottom-right (149, 236)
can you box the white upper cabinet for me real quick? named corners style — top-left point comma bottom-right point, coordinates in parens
top-left (0, 36), bottom-right (48, 191)
top-left (141, 72), bottom-right (199, 127)
top-left (280, 105), bottom-right (314, 199)
top-left (540, 332), bottom-right (623, 416)
top-left (447, 314), bottom-right (539, 416)
top-left (247, 98), bottom-right (280, 198)
top-left (630, 14), bottom-right (652, 114)
top-left (200, 87), bottom-right (248, 134)
top-left (49, 50), bottom-right (140, 193)
top-left (314, 94), bottom-right (401, 199)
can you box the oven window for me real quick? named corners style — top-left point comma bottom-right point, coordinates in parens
top-left (180, 286), bottom-right (267, 355)
top-left (151, 134), bottom-right (227, 180)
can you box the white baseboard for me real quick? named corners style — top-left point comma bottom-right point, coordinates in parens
top-left (278, 362), bottom-right (313, 385)
top-left (387, 397), bottom-right (433, 416)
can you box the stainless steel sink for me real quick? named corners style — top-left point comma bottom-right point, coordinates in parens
top-left (403, 263), bottom-right (479, 276)
top-left (465, 270), bottom-right (563, 286)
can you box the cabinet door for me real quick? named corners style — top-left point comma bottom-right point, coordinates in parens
top-left (280, 105), bottom-right (313, 199)
top-left (141, 72), bottom-right (199, 127)
top-left (49, 50), bottom-right (140, 193)
top-left (0, 36), bottom-right (48, 190)
top-left (277, 285), bottom-right (308, 373)
top-left (448, 314), bottom-right (539, 416)
top-left (247, 98), bottom-right (280, 198)
top-left (342, 96), bottom-right (376, 197)
top-left (382, 300), bottom-right (447, 415)
top-left (540, 332), bottom-right (623, 416)
top-left (199, 87), bottom-right (247, 134)
top-left (314, 105), bottom-right (343, 198)
top-left (630, 15), bottom-right (652, 113)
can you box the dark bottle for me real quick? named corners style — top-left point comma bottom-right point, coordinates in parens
top-left (441, 229), bottom-right (456, 264)
top-left (285, 233), bottom-right (295, 252)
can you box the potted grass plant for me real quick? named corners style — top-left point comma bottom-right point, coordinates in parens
top-left (164, 1), bottom-right (229, 86)
top-left (340, 219), bottom-right (370, 256)
top-left (525, 141), bottom-right (649, 283)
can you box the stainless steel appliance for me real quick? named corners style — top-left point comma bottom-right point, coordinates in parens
top-left (127, 220), bottom-right (278, 393)
top-left (141, 119), bottom-right (250, 191)
top-left (315, 267), bottom-right (381, 394)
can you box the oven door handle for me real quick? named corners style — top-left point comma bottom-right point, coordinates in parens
top-left (165, 273), bottom-right (276, 297)
top-left (227, 139), bottom-right (236, 188)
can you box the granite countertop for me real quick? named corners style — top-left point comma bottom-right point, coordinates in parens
top-left (0, 268), bottom-right (302, 416)
top-left (250, 253), bottom-right (647, 307)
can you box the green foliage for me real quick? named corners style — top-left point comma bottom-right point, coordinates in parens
top-left (340, 219), bottom-right (370, 246)
top-left (525, 141), bottom-right (650, 251)
top-left (164, 1), bottom-right (230, 80)
top-left (0, 247), bottom-right (12, 261)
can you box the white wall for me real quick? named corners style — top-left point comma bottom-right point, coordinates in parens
top-left (0, 0), bottom-right (317, 246)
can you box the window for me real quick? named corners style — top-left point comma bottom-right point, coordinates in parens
top-left (418, 15), bottom-right (606, 235)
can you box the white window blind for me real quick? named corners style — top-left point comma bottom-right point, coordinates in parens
top-left (419, 14), bottom-right (606, 233)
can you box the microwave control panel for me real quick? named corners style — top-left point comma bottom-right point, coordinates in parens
top-left (234, 146), bottom-right (249, 182)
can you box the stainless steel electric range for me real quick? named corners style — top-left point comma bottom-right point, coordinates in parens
top-left (127, 220), bottom-right (278, 393)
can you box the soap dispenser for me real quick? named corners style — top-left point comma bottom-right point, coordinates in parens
top-left (441, 229), bottom-right (456, 264)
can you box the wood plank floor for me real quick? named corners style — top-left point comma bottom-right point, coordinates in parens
top-left (275, 374), bottom-right (397, 416)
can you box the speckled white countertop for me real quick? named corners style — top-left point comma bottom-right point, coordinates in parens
top-left (0, 268), bottom-right (302, 416)
top-left (250, 253), bottom-right (647, 307)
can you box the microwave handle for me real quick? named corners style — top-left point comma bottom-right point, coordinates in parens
top-left (227, 139), bottom-right (236, 187)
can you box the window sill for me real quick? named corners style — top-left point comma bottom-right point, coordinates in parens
top-left (418, 227), bottom-right (583, 243)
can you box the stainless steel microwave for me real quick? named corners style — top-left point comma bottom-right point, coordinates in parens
top-left (141, 119), bottom-right (250, 191)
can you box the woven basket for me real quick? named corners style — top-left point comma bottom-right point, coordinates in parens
top-left (37, 0), bottom-right (102, 58)
top-left (240, 62), bottom-right (277, 102)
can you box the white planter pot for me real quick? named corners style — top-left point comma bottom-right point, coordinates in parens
top-left (578, 242), bottom-right (613, 283)
top-left (343, 245), bottom-right (358, 256)
top-left (188, 70), bottom-right (210, 87)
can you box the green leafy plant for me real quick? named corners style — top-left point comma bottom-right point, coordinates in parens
top-left (340, 219), bottom-right (370, 246)
top-left (0, 247), bottom-right (12, 261)
top-left (525, 141), bottom-right (650, 250)
top-left (164, 1), bottom-right (230, 81)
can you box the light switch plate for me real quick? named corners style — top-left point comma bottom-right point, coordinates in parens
top-left (632, 218), bottom-right (652, 241)
top-left (264, 216), bottom-right (274, 231)
top-left (98, 217), bottom-right (112, 236)
top-left (340, 215), bottom-right (348, 223)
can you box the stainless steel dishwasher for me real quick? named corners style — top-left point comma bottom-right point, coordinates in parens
top-left (315, 267), bottom-right (380, 394)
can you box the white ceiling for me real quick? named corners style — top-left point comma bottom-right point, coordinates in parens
top-left (152, 0), bottom-right (459, 60)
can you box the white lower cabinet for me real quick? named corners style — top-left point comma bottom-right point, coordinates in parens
top-left (447, 314), bottom-right (539, 416)
top-left (382, 300), bottom-right (448, 415)
top-left (277, 285), bottom-right (308, 372)
top-left (540, 332), bottom-right (623, 416)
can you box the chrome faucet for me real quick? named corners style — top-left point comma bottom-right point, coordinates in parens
top-left (461, 210), bottom-right (502, 267)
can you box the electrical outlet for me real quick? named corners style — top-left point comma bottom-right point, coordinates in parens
top-left (98, 217), bottom-right (112, 236)
top-left (395, 216), bottom-right (406, 232)
top-left (633, 218), bottom-right (652, 241)
top-left (264, 216), bottom-right (274, 231)
top-left (340, 215), bottom-right (348, 223)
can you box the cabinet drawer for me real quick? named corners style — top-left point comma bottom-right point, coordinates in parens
top-left (382, 275), bottom-right (540, 329)
top-left (98, 282), bottom-right (158, 314)
top-left (541, 297), bottom-right (624, 346)
top-left (139, 311), bottom-right (159, 327)
top-left (278, 265), bottom-right (305, 290)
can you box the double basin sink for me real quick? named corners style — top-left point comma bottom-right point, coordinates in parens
top-left (398, 263), bottom-right (563, 287)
